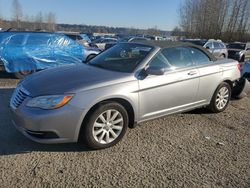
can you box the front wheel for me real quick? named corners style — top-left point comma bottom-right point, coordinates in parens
top-left (13, 70), bottom-right (35, 79)
top-left (79, 102), bottom-right (128, 149)
top-left (208, 82), bottom-right (231, 113)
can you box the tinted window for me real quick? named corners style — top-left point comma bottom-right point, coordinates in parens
top-left (227, 43), bottom-right (246, 50)
top-left (103, 39), bottom-right (117, 43)
top-left (89, 43), bottom-right (153, 73)
top-left (26, 34), bottom-right (51, 45)
top-left (189, 47), bottom-right (210, 65)
top-left (187, 40), bottom-right (207, 46)
top-left (205, 42), bottom-right (213, 49)
top-left (66, 35), bottom-right (77, 40)
top-left (149, 52), bottom-right (171, 69)
top-left (8, 34), bottom-right (25, 45)
top-left (161, 47), bottom-right (194, 68)
top-left (93, 38), bottom-right (104, 43)
top-left (130, 38), bottom-right (148, 42)
top-left (76, 35), bottom-right (83, 40)
top-left (213, 42), bottom-right (220, 48)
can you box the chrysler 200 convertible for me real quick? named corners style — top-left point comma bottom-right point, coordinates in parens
top-left (10, 41), bottom-right (241, 149)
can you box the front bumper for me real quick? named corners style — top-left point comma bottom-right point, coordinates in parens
top-left (11, 101), bottom-right (85, 144)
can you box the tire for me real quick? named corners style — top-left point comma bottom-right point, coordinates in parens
top-left (240, 56), bottom-right (245, 63)
top-left (208, 82), bottom-right (231, 113)
top-left (231, 78), bottom-right (247, 99)
top-left (79, 102), bottom-right (128, 149)
top-left (13, 70), bottom-right (35, 79)
top-left (85, 54), bottom-right (97, 63)
top-left (219, 54), bottom-right (225, 59)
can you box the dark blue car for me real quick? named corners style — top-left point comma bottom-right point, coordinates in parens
top-left (0, 32), bottom-right (100, 78)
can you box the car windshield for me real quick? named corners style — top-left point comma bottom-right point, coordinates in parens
top-left (227, 43), bottom-right (246, 50)
top-left (88, 43), bottom-right (153, 73)
top-left (118, 37), bottom-right (130, 42)
top-left (188, 40), bottom-right (207, 46)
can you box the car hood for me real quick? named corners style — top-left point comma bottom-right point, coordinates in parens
top-left (21, 64), bottom-right (134, 97)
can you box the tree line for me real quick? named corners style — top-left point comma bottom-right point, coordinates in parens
top-left (0, 0), bottom-right (167, 36)
top-left (179, 0), bottom-right (250, 42)
top-left (0, 0), bottom-right (56, 31)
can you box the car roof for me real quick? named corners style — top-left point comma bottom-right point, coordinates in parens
top-left (131, 40), bottom-right (217, 61)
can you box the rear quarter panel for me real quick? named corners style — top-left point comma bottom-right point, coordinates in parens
top-left (197, 59), bottom-right (240, 103)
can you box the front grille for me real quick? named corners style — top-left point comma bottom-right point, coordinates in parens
top-left (10, 86), bottom-right (30, 109)
top-left (228, 50), bottom-right (236, 55)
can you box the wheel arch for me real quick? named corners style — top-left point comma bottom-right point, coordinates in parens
top-left (77, 97), bottom-right (136, 141)
top-left (222, 79), bottom-right (233, 90)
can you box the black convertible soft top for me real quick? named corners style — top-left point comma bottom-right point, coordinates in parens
top-left (132, 40), bottom-right (217, 62)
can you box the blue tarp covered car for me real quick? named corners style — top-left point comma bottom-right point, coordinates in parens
top-left (0, 32), bottom-right (100, 78)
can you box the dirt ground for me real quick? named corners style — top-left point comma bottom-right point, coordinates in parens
top-left (0, 71), bottom-right (249, 188)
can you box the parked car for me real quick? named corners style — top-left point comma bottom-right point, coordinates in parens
top-left (10, 41), bottom-right (241, 149)
top-left (105, 36), bottom-right (151, 50)
top-left (227, 42), bottom-right (250, 62)
top-left (80, 33), bottom-right (91, 43)
top-left (63, 32), bottom-right (90, 47)
top-left (89, 37), bottom-right (117, 50)
top-left (0, 32), bottom-right (100, 78)
top-left (183, 39), bottom-right (228, 59)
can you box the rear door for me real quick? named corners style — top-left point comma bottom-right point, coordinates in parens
top-left (212, 42), bottom-right (222, 58)
top-left (191, 47), bottom-right (223, 103)
top-left (138, 47), bottom-right (200, 121)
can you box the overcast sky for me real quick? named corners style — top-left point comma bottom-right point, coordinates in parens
top-left (0, 0), bottom-right (182, 30)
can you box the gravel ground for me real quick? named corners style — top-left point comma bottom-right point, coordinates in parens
top-left (0, 71), bottom-right (249, 188)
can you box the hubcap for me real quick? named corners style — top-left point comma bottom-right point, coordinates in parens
top-left (92, 109), bottom-right (123, 144)
top-left (216, 86), bottom-right (229, 110)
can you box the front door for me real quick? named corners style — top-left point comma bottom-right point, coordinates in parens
top-left (138, 47), bottom-right (200, 121)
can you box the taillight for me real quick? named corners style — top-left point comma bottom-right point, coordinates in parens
top-left (237, 63), bottom-right (241, 71)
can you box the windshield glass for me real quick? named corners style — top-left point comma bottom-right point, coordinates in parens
top-left (227, 43), bottom-right (246, 50)
top-left (118, 37), bottom-right (130, 42)
top-left (188, 40), bottom-right (207, 46)
top-left (88, 43), bottom-right (153, 73)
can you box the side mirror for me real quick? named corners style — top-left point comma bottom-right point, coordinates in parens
top-left (146, 66), bottom-right (165, 76)
top-left (246, 48), bottom-right (250, 51)
top-left (206, 46), bottom-right (210, 49)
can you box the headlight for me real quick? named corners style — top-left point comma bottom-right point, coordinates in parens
top-left (26, 95), bottom-right (73, 109)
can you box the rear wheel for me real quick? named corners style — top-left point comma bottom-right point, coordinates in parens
top-left (219, 54), bottom-right (225, 59)
top-left (13, 70), bottom-right (35, 79)
top-left (79, 102), bottom-right (128, 149)
top-left (208, 82), bottom-right (231, 113)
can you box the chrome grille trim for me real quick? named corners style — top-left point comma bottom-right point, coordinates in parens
top-left (10, 85), bottom-right (30, 109)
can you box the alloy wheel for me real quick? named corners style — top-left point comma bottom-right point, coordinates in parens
top-left (216, 86), bottom-right (229, 110)
top-left (92, 109), bottom-right (124, 144)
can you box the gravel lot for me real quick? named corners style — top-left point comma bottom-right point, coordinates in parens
top-left (0, 71), bottom-right (249, 188)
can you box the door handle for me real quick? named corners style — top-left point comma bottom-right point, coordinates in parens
top-left (188, 71), bottom-right (197, 76)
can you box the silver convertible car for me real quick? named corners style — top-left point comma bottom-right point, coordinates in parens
top-left (10, 41), bottom-right (241, 149)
